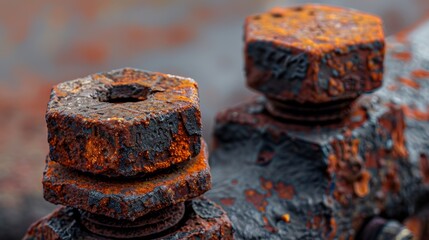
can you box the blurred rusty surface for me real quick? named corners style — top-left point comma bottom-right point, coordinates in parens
top-left (245, 5), bottom-right (384, 105)
top-left (24, 68), bottom-right (232, 239)
top-left (245, 5), bottom-right (385, 123)
top-left (1, 1), bottom-right (429, 239)
top-left (207, 4), bottom-right (429, 240)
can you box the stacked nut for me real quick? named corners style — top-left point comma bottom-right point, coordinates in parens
top-left (25, 68), bottom-right (232, 239)
top-left (244, 4), bottom-right (385, 123)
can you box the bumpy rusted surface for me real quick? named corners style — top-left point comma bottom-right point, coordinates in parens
top-left (47, 68), bottom-right (201, 177)
top-left (208, 96), bottom-right (417, 239)
top-left (24, 198), bottom-right (233, 240)
top-left (43, 140), bottom-right (210, 220)
top-left (25, 65), bottom-right (234, 238)
top-left (245, 5), bottom-right (385, 110)
top-left (207, 5), bottom-right (428, 240)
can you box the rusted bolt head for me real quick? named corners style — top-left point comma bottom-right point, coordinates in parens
top-left (46, 68), bottom-right (201, 177)
top-left (245, 5), bottom-right (385, 104)
top-left (43, 140), bottom-right (211, 220)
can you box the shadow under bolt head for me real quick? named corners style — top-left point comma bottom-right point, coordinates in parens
top-left (46, 68), bottom-right (202, 177)
top-left (245, 4), bottom-right (385, 104)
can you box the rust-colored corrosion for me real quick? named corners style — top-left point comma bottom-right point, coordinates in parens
top-left (24, 198), bottom-right (233, 240)
top-left (207, 4), bottom-right (420, 240)
top-left (25, 68), bottom-right (233, 239)
top-left (244, 5), bottom-right (385, 122)
top-left (47, 68), bottom-right (202, 177)
top-left (43, 140), bottom-right (211, 220)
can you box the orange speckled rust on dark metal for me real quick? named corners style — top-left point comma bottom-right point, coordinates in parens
top-left (24, 68), bottom-right (233, 239)
top-left (47, 68), bottom-right (202, 177)
top-left (43, 140), bottom-right (211, 220)
top-left (245, 4), bottom-right (385, 122)
top-left (207, 4), bottom-right (416, 240)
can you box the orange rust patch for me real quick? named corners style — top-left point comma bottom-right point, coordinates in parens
top-left (327, 154), bottom-right (338, 174)
top-left (281, 213), bottom-right (290, 223)
top-left (274, 182), bottom-right (295, 200)
top-left (353, 170), bottom-right (371, 197)
top-left (43, 140), bottom-right (211, 220)
top-left (246, 5), bottom-right (383, 54)
top-left (327, 218), bottom-right (337, 240)
top-left (382, 168), bottom-right (401, 193)
top-left (392, 51), bottom-right (412, 61)
top-left (263, 216), bottom-right (277, 233)
top-left (411, 69), bottom-right (429, 79)
top-left (260, 177), bottom-right (273, 191)
top-left (244, 189), bottom-right (268, 212)
top-left (419, 153), bottom-right (429, 184)
top-left (313, 215), bottom-right (322, 228)
top-left (365, 152), bottom-right (378, 169)
top-left (219, 198), bottom-right (236, 206)
top-left (45, 140), bottom-right (209, 200)
top-left (328, 78), bottom-right (345, 97)
top-left (404, 216), bottom-right (422, 240)
top-left (398, 76), bottom-right (420, 89)
top-left (168, 124), bottom-right (193, 163)
top-left (83, 137), bottom-right (115, 170)
top-left (403, 105), bottom-right (429, 121)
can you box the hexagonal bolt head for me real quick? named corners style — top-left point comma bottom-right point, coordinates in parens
top-left (46, 68), bottom-right (202, 177)
top-left (245, 5), bottom-right (385, 110)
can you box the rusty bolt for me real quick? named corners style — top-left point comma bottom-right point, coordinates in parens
top-left (43, 140), bottom-right (211, 220)
top-left (46, 68), bottom-right (201, 177)
top-left (245, 5), bottom-right (385, 122)
top-left (26, 68), bottom-right (233, 239)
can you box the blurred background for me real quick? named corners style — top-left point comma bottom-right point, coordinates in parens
top-left (1, 0), bottom-right (429, 239)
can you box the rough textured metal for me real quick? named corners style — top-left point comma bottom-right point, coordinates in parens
top-left (207, 4), bottom-right (427, 240)
top-left (25, 67), bottom-right (233, 238)
top-left (208, 96), bottom-right (416, 239)
top-left (43, 140), bottom-right (210, 220)
top-left (79, 203), bottom-right (186, 238)
top-left (245, 5), bottom-right (385, 122)
top-left (47, 67), bottom-right (202, 177)
top-left (24, 198), bottom-right (233, 240)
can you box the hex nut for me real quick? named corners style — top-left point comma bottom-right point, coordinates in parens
top-left (43, 140), bottom-right (211, 220)
top-left (46, 68), bottom-right (202, 177)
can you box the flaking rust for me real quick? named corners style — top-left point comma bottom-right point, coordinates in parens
top-left (47, 68), bottom-right (201, 177)
top-left (24, 68), bottom-right (233, 239)
top-left (245, 5), bottom-right (384, 123)
top-left (207, 4), bottom-right (420, 240)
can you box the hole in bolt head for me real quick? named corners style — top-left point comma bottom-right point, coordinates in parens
top-left (271, 13), bottom-right (283, 18)
top-left (98, 83), bottom-right (152, 103)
